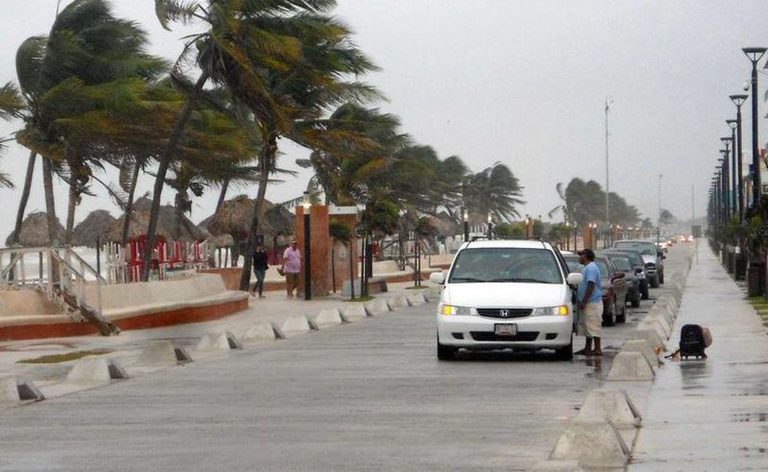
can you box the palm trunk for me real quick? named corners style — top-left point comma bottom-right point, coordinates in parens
top-left (65, 179), bottom-right (77, 245)
top-left (216, 177), bottom-right (230, 212)
top-left (239, 133), bottom-right (276, 291)
top-left (121, 162), bottom-right (141, 245)
top-left (42, 156), bottom-right (58, 246)
top-left (10, 150), bottom-right (37, 244)
top-left (142, 72), bottom-right (208, 281)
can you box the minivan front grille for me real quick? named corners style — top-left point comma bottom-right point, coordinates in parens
top-left (476, 308), bottom-right (532, 318)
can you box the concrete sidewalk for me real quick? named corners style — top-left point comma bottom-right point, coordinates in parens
top-left (630, 244), bottom-right (768, 470)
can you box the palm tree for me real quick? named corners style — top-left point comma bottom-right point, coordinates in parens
top-left (0, 83), bottom-right (22, 190)
top-left (154, 0), bottom-right (379, 289)
top-left (13, 0), bottom-right (166, 245)
top-left (463, 163), bottom-right (525, 222)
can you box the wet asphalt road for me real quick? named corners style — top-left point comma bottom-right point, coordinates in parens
top-left (0, 289), bottom-right (666, 472)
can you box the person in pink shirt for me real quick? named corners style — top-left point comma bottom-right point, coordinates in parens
top-left (282, 240), bottom-right (302, 298)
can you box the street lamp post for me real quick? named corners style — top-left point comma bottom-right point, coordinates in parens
top-left (730, 94), bottom-right (748, 219)
top-left (605, 96), bottom-right (613, 233)
top-left (486, 212), bottom-right (493, 240)
top-left (726, 120), bottom-right (738, 217)
top-left (720, 144), bottom-right (731, 223)
top-left (721, 137), bottom-right (733, 220)
top-left (462, 208), bottom-right (469, 242)
top-left (657, 174), bottom-right (663, 247)
top-left (743, 48), bottom-right (767, 208)
top-left (302, 192), bottom-right (312, 301)
top-left (525, 215), bottom-right (532, 239)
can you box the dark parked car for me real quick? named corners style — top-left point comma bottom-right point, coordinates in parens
top-left (612, 239), bottom-right (665, 288)
top-left (600, 252), bottom-right (641, 308)
top-left (594, 256), bottom-right (627, 325)
top-left (564, 254), bottom-right (627, 325)
top-left (604, 248), bottom-right (649, 300)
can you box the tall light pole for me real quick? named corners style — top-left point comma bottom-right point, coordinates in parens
top-left (720, 143), bottom-right (731, 223)
top-left (462, 208), bottom-right (469, 242)
top-left (605, 96), bottom-right (613, 231)
top-left (743, 48), bottom-right (767, 208)
top-left (486, 212), bottom-right (493, 240)
top-left (726, 120), bottom-right (739, 217)
top-left (730, 94), bottom-right (748, 219)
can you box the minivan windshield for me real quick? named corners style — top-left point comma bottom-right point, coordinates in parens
top-left (613, 241), bottom-right (657, 256)
top-left (608, 256), bottom-right (631, 271)
top-left (449, 247), bottom-right (563, 284)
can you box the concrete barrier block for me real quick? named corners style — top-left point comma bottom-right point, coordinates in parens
top-left (365, 299), bottom-right (390, 316)
top-left (531, 460), bottom-right (585, 472)
top-left (574, 389), bottom-right (642, 427)
top-left (312, 308), bottom-right (343, 330)
top-left (549, 421), bottom-right (630, 468)
top-left (0, 375), bottom-right (20, 404)
top-left (137, 340), bottom-right (180, 367)
top-left (639, 318), bottom-right (669, 340)
top-left (196, 332), bottom-right (240, 351)
top-left (280, 315), bottom-right (312, 337)
top-left (629, 328), bottom-right (664, 350)
top-left (241, 322), bottom-right (278, 343)
top-left (649, 314), bottom-right (672, 335)
top-left (621, 339), bottom-right (659, 368)
top-left (606, 351), bottom-right (655, 381)
top-left (66, 357), bottom-right (113, 385)
top-left (406, 292), bottom-right (426, 306)
top-left (424, 285), bottom-right (442, 302)
top-left (341, 303), bottom-right (368, 322)
top-left (387, 294), bottom-right (410, 310)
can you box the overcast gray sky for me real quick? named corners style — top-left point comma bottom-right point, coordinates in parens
top-left (1, 0), bottom-right (767, 240)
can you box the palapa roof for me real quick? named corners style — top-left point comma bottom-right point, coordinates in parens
top-left (107, 197), bottom-right (206, 243)
top-left (72, 210), bottom-right (116, 247)
top-left (5, 212), bottom-right (65, 247)
top-left (206, 195), bottom-right (295, 241)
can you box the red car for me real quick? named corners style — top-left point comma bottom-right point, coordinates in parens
top-left (594, 256), bottom-right (627, 326)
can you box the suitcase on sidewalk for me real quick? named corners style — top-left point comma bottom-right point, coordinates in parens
top-left (679, 324), bottom-right (707, 359)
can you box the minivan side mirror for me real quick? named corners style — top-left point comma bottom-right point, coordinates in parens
top-left (429, 271), bottom-right (446, 285)
top-left (566, 272), bottom-right (583, 289)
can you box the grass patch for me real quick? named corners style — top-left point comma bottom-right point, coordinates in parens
top-left (17, 349), bottom-right (112, 364)
top-left (405, 286), bottom-right (429, 290)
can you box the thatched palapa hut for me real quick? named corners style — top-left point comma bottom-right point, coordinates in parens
top-left (5, 212), bottom-right (65, 247)
top-left (207, 195), bottom-right (295, 243)
top-left (108, 197), bottom-right (206, 243)
top-left (72, 210), bottom-right (116, 248)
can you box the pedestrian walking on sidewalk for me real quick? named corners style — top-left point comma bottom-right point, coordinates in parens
top-left (574, 248), bottom-right (604, 356)
top-left (282, 240), bottom-right (301, 298)
top-left (251, 241), bottom-right (269, 298)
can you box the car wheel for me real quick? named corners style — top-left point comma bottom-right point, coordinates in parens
top-left (631, 294), bottom-right (641, 308)
top-left (603, 299), bottom-right (616, 326)
top-left (641, 282), bottom-right (650, 300)
top-left (554, 333), bottom-right (573, 360)
top-left (437, 335), bottom-right (458, 361)
top-left (616, 301), bottom-right (626, 323)
top-left (650, 276), bottom-right (660, 289)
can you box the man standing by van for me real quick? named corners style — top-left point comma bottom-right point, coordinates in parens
top-left (575, 248), bottom-right (604, 356)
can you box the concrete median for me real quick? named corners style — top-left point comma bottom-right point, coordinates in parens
top-left (387, 294), bottom-right (410, 310)
top-left (280, 315), bottom-right (313, 337)
top-left (66, 356), bottom-right (129, 385)
top-left (549, 421), bottom-right (630, 468)
top-left (573, 389), bottom-right (642, 427)
top-left (531, 460), bottom-right (584, 471)
top-left (629, 328), bottom-right (664, 351)
top-left (196, 331), bottom-right (242, 351)
top-left (340, 303), bottom-right (368, 322)
top-left (241, 322), bottom-right (279, 342)
top-left (136, 340), bottom-right (185, 367)
top-left (312, 308), bottom-right (344, 330)
top-left (606, 351), bottom-right (655, 381)
top-left (621, 339), bottom-right (659, 368)
top-left (0, 375), bottom-right (20, 404)
top-left (405, 292), bottom-right (426, 306)
top-left (365, 299), bottom-right (390, 316)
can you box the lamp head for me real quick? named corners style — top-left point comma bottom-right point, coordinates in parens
top-left (726, 119), bottom-right (737, 130)
top-left (302, 191), bottom-right (311, 211)
top-left (487, 212), bottom-right (492, 224)
top-left (462, 209), bottom-right (468, 222)
top-left (730, 94), bottom-right (748, 106)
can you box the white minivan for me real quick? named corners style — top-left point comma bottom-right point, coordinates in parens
top-left (431, 240), bottom-right (581, 360)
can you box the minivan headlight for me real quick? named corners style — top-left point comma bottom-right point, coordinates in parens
top-left (531, 305), bottom-right (569, 317)
top-left (438, 304), bottom-right (476, 316)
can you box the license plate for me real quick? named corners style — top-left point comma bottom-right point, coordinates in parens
top-left (494, 323), bottom-right (518, 336)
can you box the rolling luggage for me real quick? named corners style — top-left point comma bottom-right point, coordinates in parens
top-left (678, 324), bottom-right (708, 359)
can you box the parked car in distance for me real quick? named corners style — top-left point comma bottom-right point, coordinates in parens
top-left (600, 252), bottom-right (641, 308)
top-left (612, 239), bottom-right (664, 288)
top-left (431, 240), bottom-right (579, 360)
top-left (604, 248), bottom-right (649, 300)
top-left (594, 255), bottom-right (627, 325)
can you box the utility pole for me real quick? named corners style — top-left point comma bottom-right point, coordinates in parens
top-left (605, 97), bottom-right (613, 243)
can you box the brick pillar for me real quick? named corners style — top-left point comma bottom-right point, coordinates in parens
top-left (329, 214), bottom-right (358, 293)
top-left (295, 205), bottom-right (330, 297)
